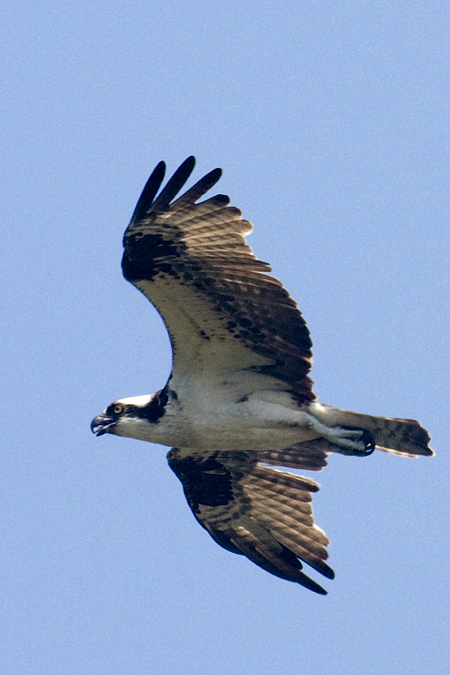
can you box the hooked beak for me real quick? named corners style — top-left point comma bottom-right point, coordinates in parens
top-left (90, 413), bottom-right (116, 436)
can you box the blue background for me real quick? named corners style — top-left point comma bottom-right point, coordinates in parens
top-left (2, 1), bottom-right (449, 673)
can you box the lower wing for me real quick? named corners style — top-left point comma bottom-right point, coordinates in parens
top-left (167, 442), bottom-right (333, 594)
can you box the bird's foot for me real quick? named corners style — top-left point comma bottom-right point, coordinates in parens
top-left (324, 426), bottom-right (375, 456)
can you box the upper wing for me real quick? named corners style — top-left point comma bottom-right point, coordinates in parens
top-left (122, 156), bottom-right (315, 403)
top-left (167, 442), bottom-right (333, 594)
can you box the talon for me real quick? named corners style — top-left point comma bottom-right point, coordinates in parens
top-left (341, 426), bottom-right (375, 456)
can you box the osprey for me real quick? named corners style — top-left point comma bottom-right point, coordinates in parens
top-left (91, 156), bottom-right (433, 594)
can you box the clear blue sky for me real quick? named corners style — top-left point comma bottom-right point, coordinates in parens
top-left (1, 1), bottom-right (449, 673)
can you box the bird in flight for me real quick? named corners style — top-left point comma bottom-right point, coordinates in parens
top-left (91, 156), bottom-right (433, 594)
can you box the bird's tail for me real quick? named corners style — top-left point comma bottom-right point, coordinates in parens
top-left (309, 403), bottom-right (433, 457)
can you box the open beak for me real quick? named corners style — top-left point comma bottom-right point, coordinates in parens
top-left (90, 414), bottom-right (116, 436)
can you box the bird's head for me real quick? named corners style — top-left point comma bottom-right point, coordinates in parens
top-left (90, 394), bottom-right (160, 440)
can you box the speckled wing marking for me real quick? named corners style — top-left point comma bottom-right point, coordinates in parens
top-left (167, 444), bottom-right (333, 594)
top-left (122, 156), bottom-right (314, 402)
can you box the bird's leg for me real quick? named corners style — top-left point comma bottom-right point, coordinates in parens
top-left (309, 422), bottom-right (375, 456)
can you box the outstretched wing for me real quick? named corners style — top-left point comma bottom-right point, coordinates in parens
top-left (122, 156), bottom-right (315, 403)
top-left (167, 443), bottom-right (333, 594)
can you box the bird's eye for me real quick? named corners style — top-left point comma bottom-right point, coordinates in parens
top-left (113, 404), bottom-right (123, 414)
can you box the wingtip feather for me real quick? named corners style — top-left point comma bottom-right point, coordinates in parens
top-left (129, 160), bottom-right (166, 225)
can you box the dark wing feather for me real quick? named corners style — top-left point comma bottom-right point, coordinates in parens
top-left (122, 157), bottom-right (315, 402)
top-left (129, 161), bottom-right (166, 224)
top-left (167, 445), bottom-right (333, 594)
